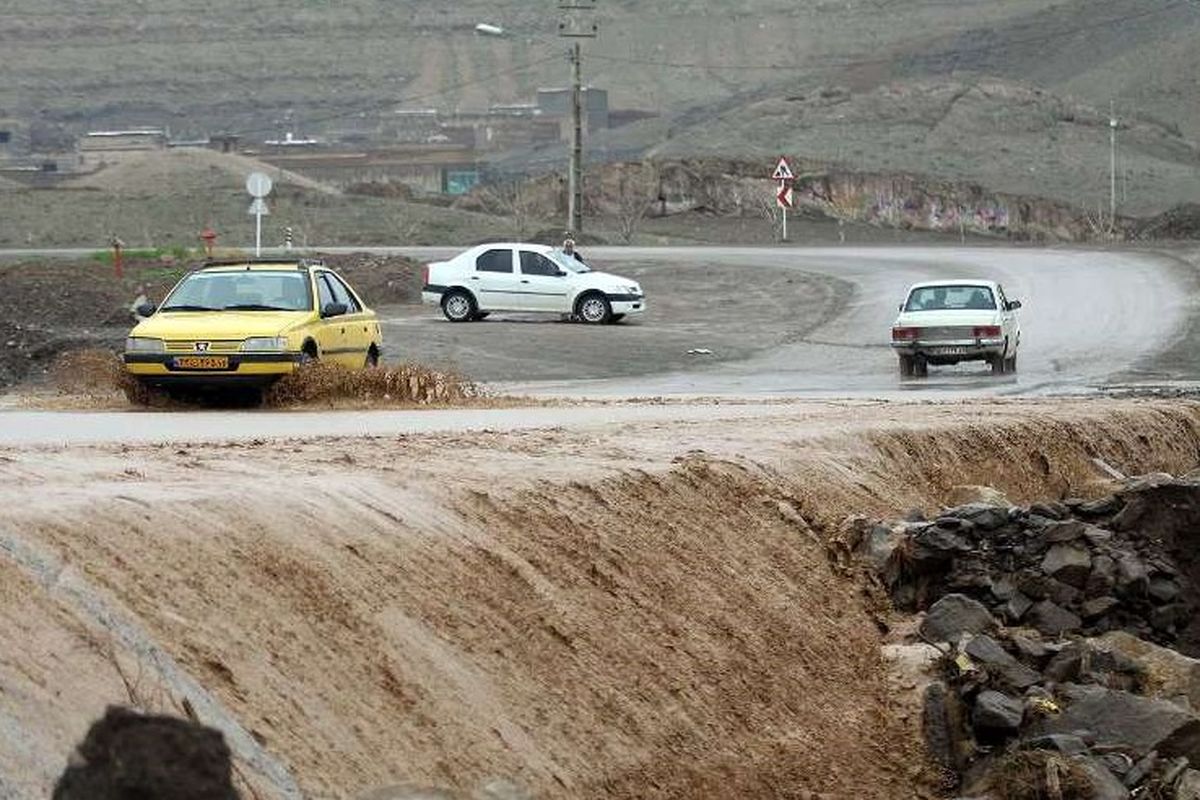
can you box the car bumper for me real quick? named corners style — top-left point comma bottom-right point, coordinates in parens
top-left (124, 352), bottom-right (303, 383)
top-left (421, 289), bottom-right (444, 307)
top-left (607, 294), bottom-right (646, 315)
top-left (891, 338), bottom-right (1006, 362)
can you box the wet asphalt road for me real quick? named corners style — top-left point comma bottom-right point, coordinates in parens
top-left (391, 245), bottom-right (1194, 399)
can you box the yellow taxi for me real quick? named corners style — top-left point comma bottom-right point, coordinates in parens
top-left (124, 258), bottom-right (383, 391)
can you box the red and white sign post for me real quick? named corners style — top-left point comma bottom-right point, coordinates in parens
top-left (772, 156), bottom-right (795, 241)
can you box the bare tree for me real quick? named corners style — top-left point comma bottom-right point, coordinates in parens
top-left (483, 179), bottom-right (537, 240)
top-left (613, 163), bottom-right (661, 244)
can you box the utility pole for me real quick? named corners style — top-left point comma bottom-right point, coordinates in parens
top-left (558, 1), bottom-right (597, 236)
top-left (1109, 101), bottom-right (1118, 236)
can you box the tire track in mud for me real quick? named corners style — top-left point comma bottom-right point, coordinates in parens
top-left (0, 528), bottom-right (303, 800)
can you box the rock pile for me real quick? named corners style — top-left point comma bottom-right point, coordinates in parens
top-left (858, 474), bottom-right (1200, 799)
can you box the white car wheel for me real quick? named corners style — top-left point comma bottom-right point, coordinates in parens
top-left (442, 290), bottom-right (475, 323)
top-left (577, 294), bottom-right (611, 325)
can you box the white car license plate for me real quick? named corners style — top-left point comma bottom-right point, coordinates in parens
top-left (933, 347), bottom-right (969, 356)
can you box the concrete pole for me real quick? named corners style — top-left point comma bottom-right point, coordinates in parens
top-left (568, 41), bottom-right (584, 235)
top-left (559, 1), bottom-right (596, 236)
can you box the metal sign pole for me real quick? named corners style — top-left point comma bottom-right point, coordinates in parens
top-left (245, 172), bottom-right (274, 257)
top-left (772, 156), bottom-right (794, 244)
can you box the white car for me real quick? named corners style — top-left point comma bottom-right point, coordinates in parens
top-left (890, 279), bottom-right (1022, 377)
top-left (421, 243), bottom-right (645, 324)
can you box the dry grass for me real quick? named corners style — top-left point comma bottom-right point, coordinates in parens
top-left (987, 751), bottom-right (1093, 800)
top-left (265, 361), bottom-right (482, 408)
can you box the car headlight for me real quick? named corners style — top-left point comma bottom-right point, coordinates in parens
top-left (125, 337), bottom-right (164, 353)
top-left (241, 336), bottom-right (290, 352)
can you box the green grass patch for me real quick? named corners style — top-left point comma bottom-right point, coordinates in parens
top-left (89, 245), bottom-right (196, 265)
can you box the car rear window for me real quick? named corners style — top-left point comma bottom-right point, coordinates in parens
top-left (161, 271), bottom-right (312, 312)
top-left (476, 249), bottom-right (513, 273)
top-left (905, 285), bottom-right (996, 312)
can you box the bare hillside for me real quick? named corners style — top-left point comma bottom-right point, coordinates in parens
top-left (5, 0), bottom-right (1196, 139)
top-left (7, 1), bottom-right (1200, 219)
top-left (608, 77), bottom-right (1200, 215)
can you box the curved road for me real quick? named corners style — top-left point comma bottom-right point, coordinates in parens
top-left (0, 245), bottom-right (1194, 445)
top-left (503, 246), bottom-right (1193, 397)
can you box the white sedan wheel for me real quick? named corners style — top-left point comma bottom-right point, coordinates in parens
top-left (578, 295), bottom-right (611, 324)
top-left (442, 291), bottom-right (474, 322)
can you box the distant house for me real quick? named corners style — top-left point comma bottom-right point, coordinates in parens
top-left (264, 131), bottom-right (321, 148)
top-left (80, 129), bottom-right (167, 152)
top-left (209, 134), bottom-right (241, 153)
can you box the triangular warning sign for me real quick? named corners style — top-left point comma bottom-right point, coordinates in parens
top-left (772, 157), bottom-right (794, 181)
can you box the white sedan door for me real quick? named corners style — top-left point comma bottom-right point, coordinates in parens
top-left (470, 247), bottom-right (522, 310)
top-left (517, 250), bottom-right (573, 312)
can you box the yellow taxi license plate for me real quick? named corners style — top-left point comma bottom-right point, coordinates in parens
top-left (173, 356), bottom-right (230, 370)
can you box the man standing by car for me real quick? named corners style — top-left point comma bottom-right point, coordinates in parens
top-left (562, 233), bottom-right (586, 264)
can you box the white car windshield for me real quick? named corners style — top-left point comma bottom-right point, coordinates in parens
top-left (550, 249), bottom-right (590, 273)
top-left (161, 271), bottom-right (312, 312)
top-left (905, 285), bottom-right (996, 312)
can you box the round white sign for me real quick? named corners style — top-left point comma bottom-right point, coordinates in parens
top-left (245, 172), bottom-right (274, 198)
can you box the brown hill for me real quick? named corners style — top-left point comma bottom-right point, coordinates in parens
top-left (593, 77), bottom-right (1200, 215)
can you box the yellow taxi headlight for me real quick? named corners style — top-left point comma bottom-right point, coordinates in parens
top-left (125, 337), bottom-right (165, 353)
top-left (241, 336), bottom-right (290, 352)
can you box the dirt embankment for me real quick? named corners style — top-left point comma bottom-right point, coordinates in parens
top-left (466, 158), bottom-right (1137, 244)
top-left (1, 400), bottom-right (1199, 799)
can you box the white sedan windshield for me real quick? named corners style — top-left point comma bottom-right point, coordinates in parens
top-left (162, 271), bottom-right (312, 311)
top-left (550, 249), bottom-right (590, 273)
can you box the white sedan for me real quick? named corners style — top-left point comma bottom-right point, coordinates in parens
top-left (890, 279), bottom-right (1022, 377)
top-left (422, 243), bottom-right (645, 324)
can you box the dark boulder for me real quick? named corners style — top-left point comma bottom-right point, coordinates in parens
top-left (1026, 600), bottom-right (1083, 637)
top-left (1042, 520), bottom-right (1087, 543)
top-left (1042, 544), bottom-right (1093, 588)
top-left (1080, 596), bottom-right (1121, 621)
top-left (949, 503), bottom-right (1011, 531)
top-left (973, 690), bottom-right (1024, 736)
top-left (964, 634), bottom-right (1042, 689)
top-left (1072, 756), bottom-right (1131, 799)
top-left (923, 681), bottom-right (973, 772)
top-left (1078, 495), bottom-right (1124, 518)
top-left (1031, 684), bottom-right (1200, 762)
top-left (921, 594), bottom-right (998, 642)
top-left (53, 706), bottom-right (238, 800)
top-left (1116, 555), bottom-right (1150, 598)
top-left (1087, 556), bottom-right (1118, 599)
